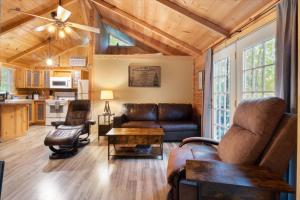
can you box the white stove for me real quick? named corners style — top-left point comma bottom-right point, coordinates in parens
top-left (45, 92), bottom-right (75, 126)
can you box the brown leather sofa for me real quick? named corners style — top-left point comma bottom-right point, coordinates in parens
top-left (167, 97), bottom-right (297, 200)
top-left (113, 103), bottom-right (201, 141)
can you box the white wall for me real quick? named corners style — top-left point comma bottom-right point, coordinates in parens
top-left (92, 55), bottom-right (194, 116)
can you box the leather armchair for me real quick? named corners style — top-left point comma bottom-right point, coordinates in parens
top-left (167, 97), bottom-right (297, 200)
top-left (44, 100), bottom-right (95, 159)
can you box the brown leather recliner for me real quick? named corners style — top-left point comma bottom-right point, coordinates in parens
top-left (167, 97), bottom-right (297, 200)
top-left (44, 100), bottom-right (95, 159)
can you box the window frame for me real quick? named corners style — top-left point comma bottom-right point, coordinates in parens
top-left (236, 22), bottom-right (276, 102)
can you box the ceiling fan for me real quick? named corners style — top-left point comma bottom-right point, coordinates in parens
top-left (10, 0), bottom-right (100, 38)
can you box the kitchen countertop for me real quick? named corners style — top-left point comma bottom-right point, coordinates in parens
top-left (0, 99), bottom-right (33, 105)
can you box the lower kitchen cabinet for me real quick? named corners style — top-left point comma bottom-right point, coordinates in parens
top-left (29, 101), bottom-right (45, 125)
top-left (28, 102), bottom-right (34, 124)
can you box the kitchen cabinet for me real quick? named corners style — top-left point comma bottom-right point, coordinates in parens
top-left (16, 69), bottom-right (88, 89)
top-left (32, 70), bottom-right (42, 88)
top-left (16, 68), bottom-right (26, 88)
top-left (28, 102), bottom-right (34, 124)
top-left (0, 103), bottom-right (30, 141)
top-left (44, 70), bottom-right (50, 88)
top-left (34, 101), bottom-right (45, 124)
top-left (26, 70), bottom-right (32, 88)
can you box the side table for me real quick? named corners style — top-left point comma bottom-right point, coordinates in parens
top-left (98, 113), bottom-right (115, 140)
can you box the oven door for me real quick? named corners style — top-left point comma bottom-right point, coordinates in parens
top-left (46, 101), bottom-right (68, 118)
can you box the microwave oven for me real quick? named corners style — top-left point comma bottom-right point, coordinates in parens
top-left (50, 77), bottom-right (72, 89)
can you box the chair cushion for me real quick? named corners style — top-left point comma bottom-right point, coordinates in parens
top-left (121, 121), bottom-right (160, 128)
top-left (65, 111), bottom-right (88, 126)
top-left (44, 126), bottom-right (83, 146)
top-left (167, 145), bottom-right (219, 185)
top-left (158, 104), bottom-right (193, 121)
top-left (218, 97), bottom-right (286, 165)
top-left (159, 121), bottom-right (198, 132)
top-left (123, 104), bottom-right (158, 121)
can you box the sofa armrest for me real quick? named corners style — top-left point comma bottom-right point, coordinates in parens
top-left (179, 137), bottom-right (219, 147)
top-left (51, 121), bottom-right (65, 129)
top-left (113, 115), bottom-right (126, 128)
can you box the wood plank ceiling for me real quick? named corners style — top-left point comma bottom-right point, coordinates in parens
top-left (0, 0), bottom-right (275, 66)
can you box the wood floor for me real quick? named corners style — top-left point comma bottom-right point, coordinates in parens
top-left (0, 126), bottom-right (178, 200)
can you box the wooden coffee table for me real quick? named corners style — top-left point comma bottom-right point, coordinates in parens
top-left (106, 128), bottom-right (164, 160)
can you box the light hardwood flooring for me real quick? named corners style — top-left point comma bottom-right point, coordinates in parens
top-left (0, 126), bottom-right (178, 200)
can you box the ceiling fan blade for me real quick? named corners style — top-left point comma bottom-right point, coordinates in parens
top-left (10, 8), bottom-right (55, 22)
top-left (56, 5), bottom-right (71, 22)
top-left (34, 23), bottom-right (54, 32)
top-left (65, 26), bottom-right (81, 40)
top-left (66, 22), bottom-right (100, 34)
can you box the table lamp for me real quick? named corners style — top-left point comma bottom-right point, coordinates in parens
top-left (100, 90), bottom-right (114, 114)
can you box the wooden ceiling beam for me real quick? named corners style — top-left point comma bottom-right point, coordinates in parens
top-left (101, 17), bottom-right (187, 56)
top-left (6, 39), bottom-right (53, 63)
top-left (91, 0), bottom-right (200, 56)
top-left (0, 0), bottom-right (77, 36)
top-left (155, 0), bottom-right (230, 37)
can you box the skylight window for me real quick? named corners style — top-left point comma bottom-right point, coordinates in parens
top-left (109, 34), bottom-right (132, 46)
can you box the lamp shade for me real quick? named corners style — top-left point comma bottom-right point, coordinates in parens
top-left (100, 90), bottom-right (114, 100)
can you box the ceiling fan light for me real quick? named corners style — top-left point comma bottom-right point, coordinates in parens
top-left (64, 26), bottom-right (72, 34)
top-left (46, 58), bottom-right (53, 66)
top-left (47, 25), bottom-right (56, 33)
top-left (58, 30), bottom-right (66, 38)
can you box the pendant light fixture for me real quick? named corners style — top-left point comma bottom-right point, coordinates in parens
top-left (46, 37), bottom-right (54, 66)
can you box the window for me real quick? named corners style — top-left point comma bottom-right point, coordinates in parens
top-left (211, 22), bottom-right (276, 140)
top-left (109, 34), bottom-right (131, 46)
top-left (0, 67), bottom-right (15, 93)
top-left (242, 38), bottom-right (275, 99)
top-left (213, 58), bottom-right (231, 140)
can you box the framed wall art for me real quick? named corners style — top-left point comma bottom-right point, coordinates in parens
top-left (128, 65), bottom-right (161, 87)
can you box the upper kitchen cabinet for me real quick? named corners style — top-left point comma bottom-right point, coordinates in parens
top-left (32, 70), bottom-right (43, 88)
top-left (16, 68), bottom-right (26, 88)
top-left (43, 70), bottom-right (51, 88)
top-left (16, 69), bottom-right (32, 88)
top-left (16, 69), bottom-right (88, 89)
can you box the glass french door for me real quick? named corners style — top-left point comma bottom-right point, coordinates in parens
top-left (212, 44), bottom-right (235, 140)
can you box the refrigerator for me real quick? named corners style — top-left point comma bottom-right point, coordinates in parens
top-left (77, 80), bottom-right (89, 100)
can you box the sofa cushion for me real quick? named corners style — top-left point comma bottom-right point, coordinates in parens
top-left (159, 121), bottom-right (198, 132)
top-left (167, 145), bottom-right (219, 185)
top-left (121, 121), bottom-right (160, 128)
top-left (158, 104), bottom-right (193, 121)
top-left (218, 97), bottom-right (286, 165)
top-left (123, 104), bottom-right (158, 121)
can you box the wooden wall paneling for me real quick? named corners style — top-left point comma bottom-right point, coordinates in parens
top-left (193, 54), bottom-right (204, 117)
top-left (155, 0), bottom-right (229, 37)
top-left (91, 0), bottom-right (201, 56)
top-left (6, 39), bottom-right (51, 63)
top-left (101, 17), bottom-right (187, 56)
top-left (211, 4), bottom-right (277, 52)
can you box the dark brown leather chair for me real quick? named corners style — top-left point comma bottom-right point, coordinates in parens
top-left (44, 100), bottom-right (95, 159)
top-left (167, 97), bottom-right (297, 200)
